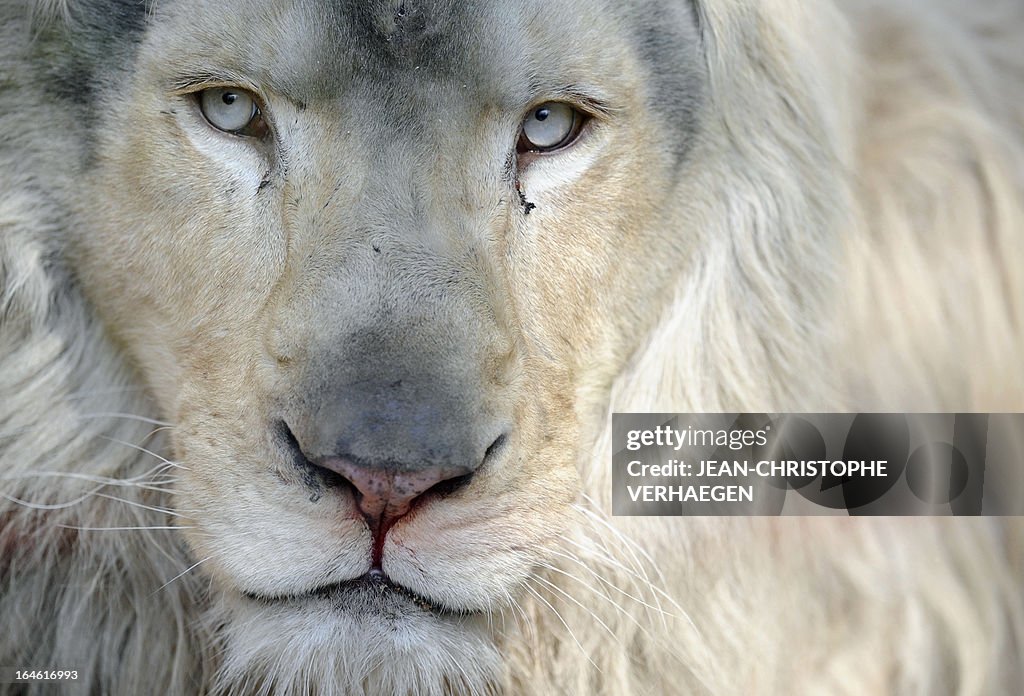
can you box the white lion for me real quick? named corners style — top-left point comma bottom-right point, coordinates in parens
top-left (1, 0), bottom-right (1022, 694)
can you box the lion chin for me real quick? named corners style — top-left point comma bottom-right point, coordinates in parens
top-left (2, 0), bottom-right (1024, 694)
top-left (211, 578), bottom-right (502, 696)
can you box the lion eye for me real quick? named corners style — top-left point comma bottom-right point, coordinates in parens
top-left (199, 87), bottom-right (265, 136)
top-left (518, 102), bottom-right (584, 152)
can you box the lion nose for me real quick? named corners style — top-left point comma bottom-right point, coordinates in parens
top-left (281, 369), bottom-right (510, 557)
top-left (316, 457), bottom-right (475, 530)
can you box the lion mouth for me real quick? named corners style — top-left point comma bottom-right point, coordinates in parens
top-left (242, 570), bottom-right (472, 618)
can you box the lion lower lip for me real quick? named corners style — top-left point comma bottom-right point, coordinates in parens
top-left (312, 571), bottom-right (438, 610)
top-left (244, 571), bottom-right (469, 617)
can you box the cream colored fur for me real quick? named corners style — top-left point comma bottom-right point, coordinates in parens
top-left (2, 0), bottom-right (1023, 694)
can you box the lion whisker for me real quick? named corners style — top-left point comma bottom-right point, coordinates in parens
top-left (77, 411), bottom-right (174, 427)
top-left (57, 524), bottom-right (191, 531)
top-left (0, 488), bottom-right (106, 511)
top-left (151, 555), bottom-right (214, 596)
top-left (563, 516), bottom-right (655, 591)
top-left (560, 520), bottom-right (694, 628)
top-left (437, 635), bottom-right (475, 693)
top-left (93, 492), bottom-right (191, 518)
top-left (97, 435), bottom-right (188, 470)
top-left (546, 547), bottom-right (676, 627)
top-left (573, 499), bottom-right (651, 560)
top-left (498, 589), bottom-right (534, 645)
top-left (574, 500), bottom-right (666, 582)
top-left (0, 465), bottom-right (180, 508)
top-left (0, 469), bottom-right (179, 488)
top-left (528, 571), bottom-right (621, 643)
top-left (523, 583), bottom-right (602, 673)
top-left (535, 559), bottom-right (659, 638)
top-left (556, 536), bottom-right (673, 627)
top-left (0, 412), bottom-right (176, 441)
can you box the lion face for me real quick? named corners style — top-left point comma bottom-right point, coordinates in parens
top-left (65, 0), bottom-right (703, 672)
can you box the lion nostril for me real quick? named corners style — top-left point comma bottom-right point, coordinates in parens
top-left (482, 432), bottom-right (509, 465)
top-left (423, 470), bottom-right (475, 499)
top-left (277, 421), bottom-right (510, 509)
top-left (318, 458), bottom-right (474, 530)
top-left (278, 420), bottom-right (353, 491)
top-left (278, 420), bottom-right (304, 462)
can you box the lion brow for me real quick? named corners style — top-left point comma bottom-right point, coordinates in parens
top-left (165, 68), bottom-right (261, 96)
top-left (531, 83), bottom-right (618, 117)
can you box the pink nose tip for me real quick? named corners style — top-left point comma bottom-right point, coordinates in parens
top-left (318, 458), bottom-right (472, 529)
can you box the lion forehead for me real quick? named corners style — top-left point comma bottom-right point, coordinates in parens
top-left (138, 0), bottom-right (702, 145)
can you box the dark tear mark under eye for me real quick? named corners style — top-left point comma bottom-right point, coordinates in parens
top-left (256, 170), bottom-right (272, 197)
top-left (517, 188), bottom-right (536, 216)
top-left (503, 152), bottom-right (535, 215)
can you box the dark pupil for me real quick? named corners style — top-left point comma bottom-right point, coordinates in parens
top-left (535, 107), bottom-right (550, 121)
top-left (222, 92), bottom-right (238, 105)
